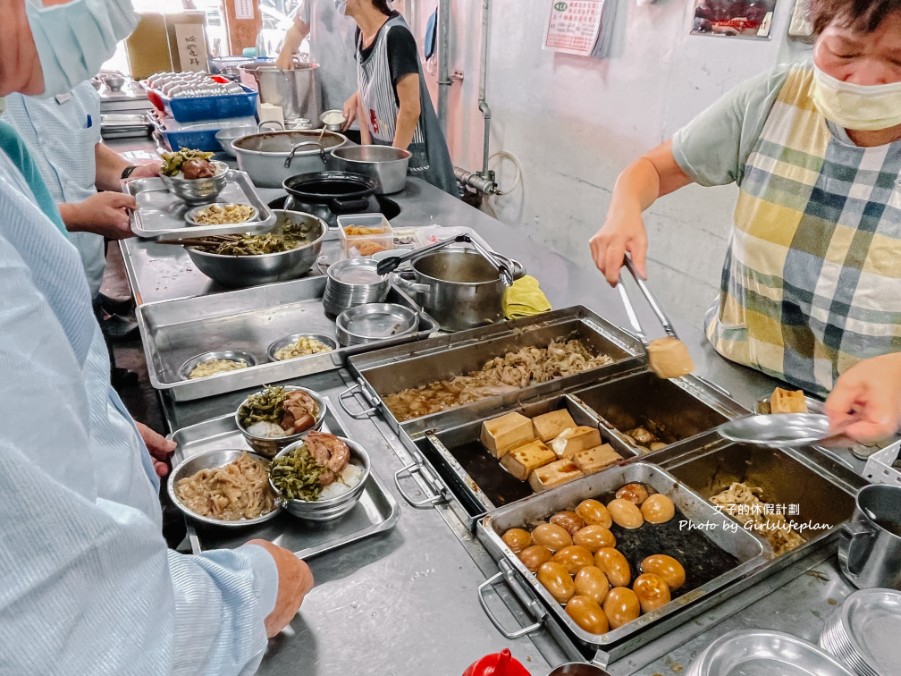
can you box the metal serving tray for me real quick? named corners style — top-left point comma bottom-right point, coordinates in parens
top-left (125, 170), bottom-right (275, 239)
top-left (169, 404), bottom-right (399, 558)
top-left (342, 307), bottom-right (646, 438)
top-left (476, 463), bottom-right (770, 663)
top-left (571, 371), bottom-right (748, 456)
top-left (413, 393), bottom-right (638, 525)
top-left (137, 276), bottom-right (437, 401)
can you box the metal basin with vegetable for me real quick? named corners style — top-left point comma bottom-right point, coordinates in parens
top-left (329, 145), bottom-right (411, 194)
top-left (185, 210), bottom-right (327, 288)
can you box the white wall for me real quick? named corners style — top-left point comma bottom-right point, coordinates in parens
top-left (411, 0), bottom-right (811, 323)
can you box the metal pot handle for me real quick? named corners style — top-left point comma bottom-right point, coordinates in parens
top-left (258, 120), bottom-right (284, 131)
top-left (327, 196), bottom-right (373, 213)
top-left (392, 272), bottom-right (429, 295)
top-left (284, 141), bottom-right (325, 169)
top-left (477, 560), bottom-right (546, 639)
top-left (337, 383), bottom-right (378, 419)
top-left (393, 460), bottom-right (446, 508)
top-left (838, 520), bottom-right (876, 582)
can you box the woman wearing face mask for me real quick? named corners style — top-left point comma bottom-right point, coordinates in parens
top-left (340, 0), bottom-right (458, 195)
top-left (588, 0), bottom-right (901, 444)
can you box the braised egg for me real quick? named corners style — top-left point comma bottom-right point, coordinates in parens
top-left (501, 528), bottom-right (532, 554)
top-left (531, 523), bottom-right (573, 552)
top-left (575, 499), bottom-right (613, 528)
top-left (641, 494), bottom-right (675, 524)
top-left (606, 498), bottom-right (644, 529)
top-left (518, 545), bottom-right (552, 573)
top-left (537, 561), bottom-right (576, 604)
top-left (551, 545), bottom-right (594, 575)
top-left (594, 547), bottom-right (631, 587)
top-left (565, 595), bottom-right (609, 635)
top-left (572, 525), bottom-right (616, 552)
top-left (574, 565), bottom-right (610, 604)
top-left (633, 573), bottom-right (671, 613)
top-left (549, 510), bottom-right (586, 536)
top-left (640, 554), bottom-right (685, 590)
top-left (615, 483), bottom-right (650, 505)
top-left (603, 587), bottom-right (640, 629)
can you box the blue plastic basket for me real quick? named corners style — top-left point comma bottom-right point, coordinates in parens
top-left (162, 85), bottom-right (258, 123)
top-left (158, 116), bottom-right (258, 152)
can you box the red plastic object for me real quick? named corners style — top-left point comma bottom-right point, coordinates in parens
top-left (463, 649), bottom-right (532, 676)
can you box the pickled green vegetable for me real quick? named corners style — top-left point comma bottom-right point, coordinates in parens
top-left (270, 444), bottom-right (323, 501)
top-left (239, 386), bottom-right (290, 427)
top-left (161, 148), bottom-right (214, 176)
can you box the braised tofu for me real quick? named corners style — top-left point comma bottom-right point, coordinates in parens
top-left (572, 444), bottom-right (621, 475)
top-left (528, 458), bottom-right (584, 493)
top-left (549, 426), bottom-right (602, 458)
top-left (500, 440), bottom-right (556, 481)
top-left (480, 412), bottom-right (535, 458)
top-left (770, 387), bottom-right (808, 414)
top-left (531, 409), bottom-right (577, 442)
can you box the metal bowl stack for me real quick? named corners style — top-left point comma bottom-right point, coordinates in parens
top-left (687, 629), bottom-right (855, 676)
top-left (269, 437), bottom-right (371, 521)
top-left (819, 589), bottom-right (901, 676)
top-left (322, 258), bottom-right (390, 316)
top-left (235, 385), bottom-right (328, 458)
top-left (159, 160), bottom-right (230, 205)
top-left (185, 210), bottom-right (327, 289)
top-left (335, 303), bottom-right (418, 347)
top-left (167, 449), bottom-right (281, 527)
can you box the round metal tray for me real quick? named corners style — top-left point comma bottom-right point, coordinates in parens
top-left (820, 588), bottom-right (901, 676)
top-left (688, 629), bottom-right (855, 676)
top-left (178, 350), bottom-right (256, 380)
top-left (335, 303), bottom-right (418, 347)
top-left (184, 202), bottom-right (258, 227)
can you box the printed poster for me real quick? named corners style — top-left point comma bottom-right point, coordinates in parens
top-left (544, 0), bottom-right (605, 57)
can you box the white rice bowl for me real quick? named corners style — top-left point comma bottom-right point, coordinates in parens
top-left (319, 463), bottom-right (365, 501)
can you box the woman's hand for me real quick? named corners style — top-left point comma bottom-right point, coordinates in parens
top-left (825, 353), bottom-right (901, 444)
top-left (248, 539), bottom-right (314, 638)
top-left (589, 203), bottom-right (649, 287)
top-left (588, 141), bottom-right (693, 286)
top-left (342, 92), bottom-right (360, 130)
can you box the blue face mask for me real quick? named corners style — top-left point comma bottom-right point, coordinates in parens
top-left (26, 0), bottom-right (138, 98)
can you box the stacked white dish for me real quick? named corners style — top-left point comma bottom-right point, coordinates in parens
top-left (819, 588), bottom-right (901, 676)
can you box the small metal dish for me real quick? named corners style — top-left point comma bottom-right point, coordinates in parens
top-left (319, 109), bottom-right (346, 131)
top-left (269, 437), bottom-right (371, 521)
top-left (167, 449), bottom-right (281, 528)
top-left (820, 588), bottom-right (901, 676)
top-left (178, 350), bottom-right (256, 381)
top-left (267, 333), bottom-right (338, 362)
top-left (335, 303), bottom-right (418, 347)
top-left (184, 202), bottom-right (259, 227)
top-left (235, 385), bottom-right (327, 458)
top-left (688, 629), bottom-right (855, 676)
top-left (717, 413), bottom-right (831, 447)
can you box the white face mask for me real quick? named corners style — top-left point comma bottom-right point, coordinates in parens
top-left (812, 63), bottom-right (901, 132)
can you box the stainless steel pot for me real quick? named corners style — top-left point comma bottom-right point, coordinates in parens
top-left (329, 145), bottom-right (411, 194)
top-left (393, 248), bottom-right (522, 331)
top-left (241, 64), bottom-right (322, 126)
top-left (233, 130), bottom-right (347, 188)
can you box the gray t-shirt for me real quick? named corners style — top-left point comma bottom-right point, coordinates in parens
top-left (295, 0), bottom-right (358, 111)
top-left (672, 64), bottom-right (793, 187)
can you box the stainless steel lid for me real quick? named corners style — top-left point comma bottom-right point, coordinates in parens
top-left (717, 413), bottom-right (831, 446)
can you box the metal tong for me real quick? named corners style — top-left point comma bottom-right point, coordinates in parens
top-left (616, 255), bottom-right (679, 345)
top-left (376, 234), bottom-right (514, 286)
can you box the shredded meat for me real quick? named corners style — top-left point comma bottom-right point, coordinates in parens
top-left (280, 390), bottom-right (318, 433)
top-left (710, 482), bottom-right (806, 557)
top-left (305, 431), bottom-right (351, 486)
top-left (384, 339), bottom-right (612, 421)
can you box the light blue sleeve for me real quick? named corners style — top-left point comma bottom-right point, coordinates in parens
top-left (672, 64), bottom-right (794, 187)
top-left (0, 225), bottom-right (278, 675)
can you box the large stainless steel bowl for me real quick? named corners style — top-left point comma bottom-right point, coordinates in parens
top-left (233, 129), bottom-right (347, 188)
top-left (185, 210), bottom-right (327, 288)
top-left (329, 145), bottom-right (411, 194)
top-left (167, 449), bottom-right (281, 528)
top-left (235, 385), bottom-right (327, 458)
top-left (269, 437), bottom-right (370, 521)
top-left (159, 160), bottom-right (229, 205)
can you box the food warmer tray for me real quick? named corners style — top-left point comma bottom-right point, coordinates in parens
top-left (408, 372), bottom-right (748, 528)
top-left (476, 463), bottom-right (771, 667)
top-left (124, 171), bottom-right (275, 239)
top-left (168, 404), bottom-right (399, 558)
top-left (137, 275), bottom-right (438, 402)
top-left (340, 306), bottom-right (647, 438)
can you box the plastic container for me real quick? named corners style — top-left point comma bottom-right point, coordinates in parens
top-left (161, 84), bottom-right (259, 123)
top-left (157, 116), bottom-right (258, 152)
top-left (462, 649), bottom-right (531, 676)
top-left (336, 214), bottom-right (393, 259)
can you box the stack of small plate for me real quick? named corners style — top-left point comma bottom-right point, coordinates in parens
top-left (335, 303), bottom-right (418, 347)
top-left (819, 589), bottom-right (901, 676)
top-left (322, 258), bottom-right (389, 316)
top-left (687, 629), bottom-right (855, 676)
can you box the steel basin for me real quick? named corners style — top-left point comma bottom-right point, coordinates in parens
top-left (329, 145), bottom-right (411, 194)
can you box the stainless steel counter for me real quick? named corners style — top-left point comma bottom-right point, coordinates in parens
top-left (120, 171), bottom-right (865, 676)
